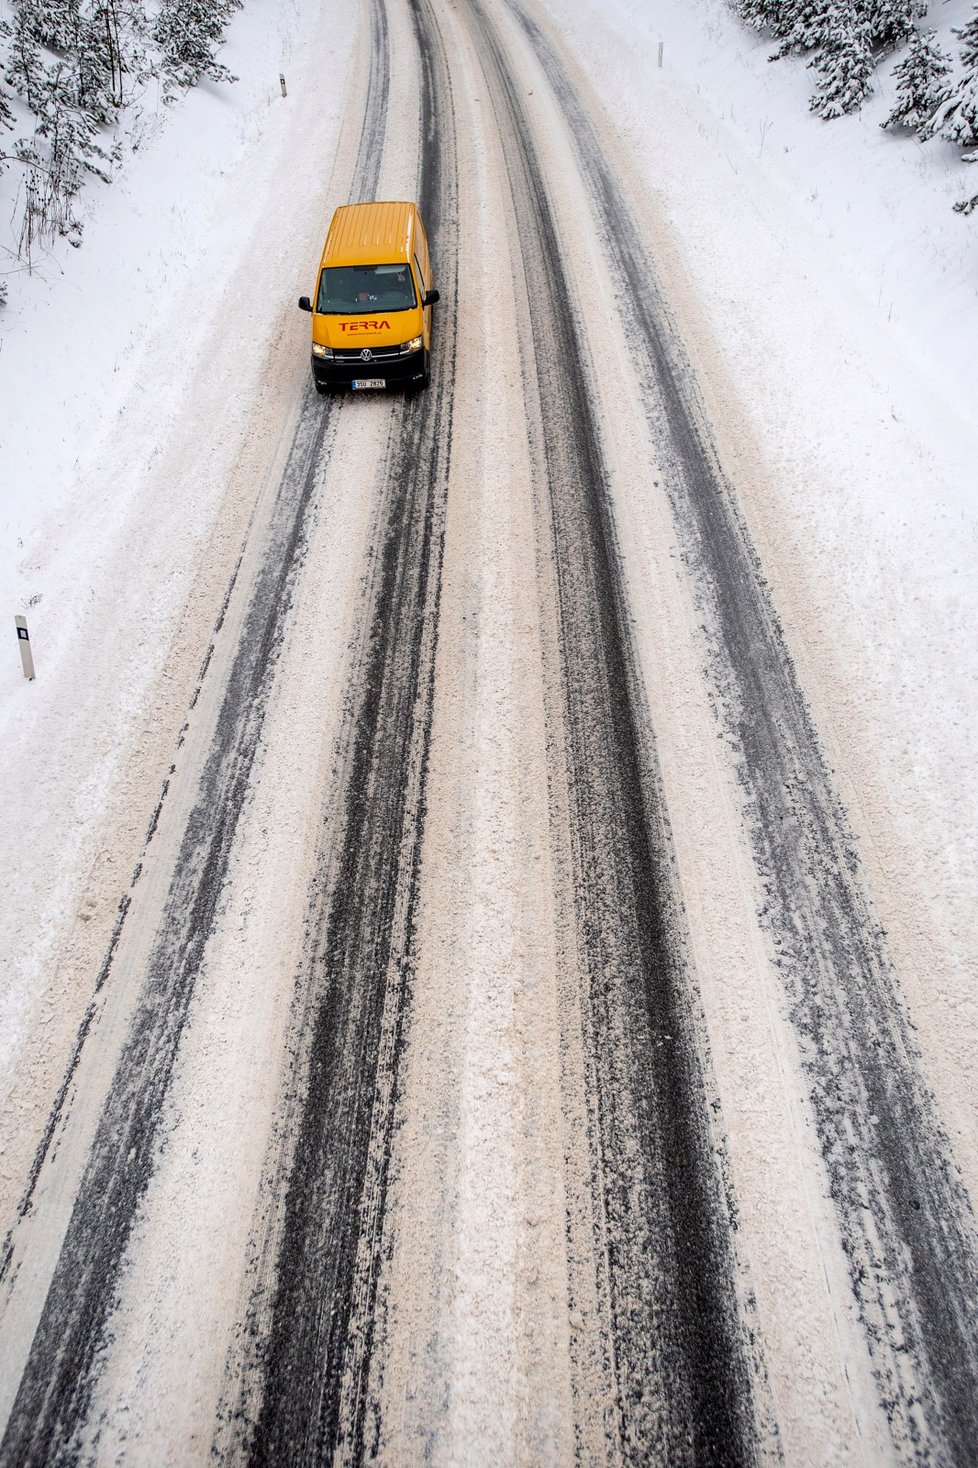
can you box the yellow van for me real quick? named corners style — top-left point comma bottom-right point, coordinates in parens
top-left (298, 200), bottom-right (439, 394)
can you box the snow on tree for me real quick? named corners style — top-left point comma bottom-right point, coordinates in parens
top-left (730, 0), bottom-right (978, 218)
top-left (881, 28), bottom-right (952, 131)
top-left (75, 3), bottom-right (126, 120)
top-left (809, 2), bottom-right (875, 117)
top-left (31, 0), bottom-right (83, 56)
top-left (921, 12), bottom-right (978, 149)
top-left (770, 0), bottom-right (835, 60)
top-left (4, 7), bottom-right (47, 113)
top-left (954, 6), bottom-right (978, 70)
top-left (939, 71), bottom-right (978, 146)
top-left (153, 0), bottom-right (241, 94)
top-left (735, 0), bottom-right (783, 32)
top-left (0, 46), bottom-right (15, 134)
top-left (865, 0), bottom-right (926, 54)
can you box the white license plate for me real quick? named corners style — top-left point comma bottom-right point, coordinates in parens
top-left (352, 379), bottom-right (386, 390)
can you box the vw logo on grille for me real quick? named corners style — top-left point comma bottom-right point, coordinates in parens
top-left (360, 348), bottom-right (373, 362)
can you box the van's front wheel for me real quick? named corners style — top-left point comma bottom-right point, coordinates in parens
top-left (410, 350), bottom-right (430, 394)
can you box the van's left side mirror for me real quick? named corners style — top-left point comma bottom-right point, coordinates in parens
top-left (423, 290), bottom-right (440, 306)
top-left (298, 296), bottom-right (312, 312)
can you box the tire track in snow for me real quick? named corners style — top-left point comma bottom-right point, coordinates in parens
top-left (0, 3), bottom-right (392, 1460)
top-left (215, 2), bottom-right (459, 1461)
top-left (463, 3), bottom-right (764, 1461)
top-left (509, 5), bottom-right (978, 1461)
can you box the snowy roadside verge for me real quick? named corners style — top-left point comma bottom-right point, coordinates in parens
top-left (0, 0), bottom-right (308, 586)
top-left (585, 0), bottom-right (978, 420)
top-left (0, 0), bottom-right (354, 1177)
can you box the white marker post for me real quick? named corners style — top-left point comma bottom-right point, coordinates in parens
top-left (279, 73), bottom-right (287, 97)
top-left (658, 41), bottom-right (664, 68)
top-left (15, 616), bottom-right (35, 680)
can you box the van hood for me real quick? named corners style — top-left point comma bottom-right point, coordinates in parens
top-left (313, 308), bottom-right (422, 351)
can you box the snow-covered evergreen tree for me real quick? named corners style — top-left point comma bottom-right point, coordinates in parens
top-left (865, 0), bottom-right (926, 54)
top-left (917, 5), bottom-right (978, 212)
top-left (954, 5), bottom-right (978, 70)
top-left (15, 0), bottom-right (81, 57)
top-left (730, 0), bottom-right (978, 219)
top-left (5, 6), bottom-right (47, 113)
top-left (736, 0), bottom-right (783, 33)
top-left (771, 0), bottom-right (834, 59)
top-left (0, 54), bottom-right (13, 243)
top-left (809, 2), bottom-right (874, 117)
top-left (939, 71), bottom-right (978, 146)
top-left (153, 0), bottom-right (240, 94)
top-left (921, 10), bottom-right (978, 147)
top-left (0, 48), bottom-right (14, 135)
top-left (75, 3), bottom-right (124, 121)
top-left (881, 28), bottom-right (952, 131)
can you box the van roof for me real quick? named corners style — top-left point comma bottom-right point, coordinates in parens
top-left (321, 201), bottom-right (417, 268)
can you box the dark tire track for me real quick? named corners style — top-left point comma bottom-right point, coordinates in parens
top-left (463, 3), bottom-right (764, 1462)
top-left (0, 4), bottom-right (392, 1461)
top-left (509, 4), bottom-right (978, 1461)
top-left (218, 2), bottom-right (460, 1462)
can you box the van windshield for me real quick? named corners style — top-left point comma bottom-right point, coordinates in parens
top-left (317, 263), bottom-right (417, 314)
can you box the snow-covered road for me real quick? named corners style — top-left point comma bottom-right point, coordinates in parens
top-left (1, 0), bottom-right (977, 1462)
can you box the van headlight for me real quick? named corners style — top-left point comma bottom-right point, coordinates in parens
top-left (400, 335), bottom-right (423, 355)
top-left (312, 343), bottom-right (333, 359)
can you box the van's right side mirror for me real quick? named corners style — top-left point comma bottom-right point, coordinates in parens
top-left (298, 295), bottom-right (312, 312)
top-left (423, 290), bottom-right (440, 306)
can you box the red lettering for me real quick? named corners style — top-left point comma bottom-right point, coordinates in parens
top-left (338, 319), bottom-right (392, 333)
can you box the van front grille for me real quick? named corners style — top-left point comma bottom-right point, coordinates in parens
top-left (333, 346), bottom-right (405, 362)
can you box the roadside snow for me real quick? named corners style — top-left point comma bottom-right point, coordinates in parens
top-left (584, 0), bottom-right (978, 421)
top-left (0, 0), bottom-right (312, 590)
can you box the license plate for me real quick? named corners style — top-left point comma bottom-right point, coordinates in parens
top-left (352, 379), bottom-right (386, 390)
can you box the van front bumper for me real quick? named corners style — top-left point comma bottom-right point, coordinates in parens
top-left (312, 347), bottom-right (426, 389)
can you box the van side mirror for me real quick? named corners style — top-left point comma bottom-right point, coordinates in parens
top-left (423, 290), bottom-right (440, 306)
top-left (298, 295), bottom-right (312, 312)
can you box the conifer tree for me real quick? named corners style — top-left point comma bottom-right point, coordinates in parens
top-left (5, 6), bottom-right (46, 113)
top-left (921, 9), bottom-right (978, 147)
top-left (955, 5), bottom-right (978, 70)
top-left (865, 0), bottom-right (926, 54)
top-left (736, 0), bottom-right (782, 32)
top-left (154, 0), bottom-right (240, 94)
top-left (18, 0), bottom-right (82, 57)
top-left (939, 71), bottom-right (978, 147)
top-left (0, 61), bottom-right (14, 136)
top-left (809, 2), bottom-right (874, 117)
top-left (771, 0), bottom-right (834, 59)
top-left (881, 28), bottom-right (952, 130)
